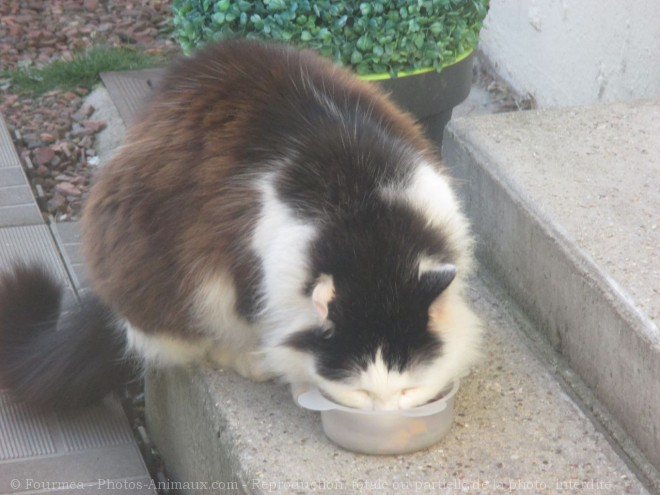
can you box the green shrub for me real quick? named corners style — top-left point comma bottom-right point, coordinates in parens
top-left (172, 0), bottom-right (489, 77)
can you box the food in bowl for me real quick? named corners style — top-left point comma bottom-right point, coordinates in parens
top-left (294, 380), bottom-right (459, 454)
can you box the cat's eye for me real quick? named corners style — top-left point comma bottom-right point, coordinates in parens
top-left (318, 321), bottom-right (335, 340)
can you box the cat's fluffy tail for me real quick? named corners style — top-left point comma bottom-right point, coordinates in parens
top-left (0, 264), bottom-right (136, 410)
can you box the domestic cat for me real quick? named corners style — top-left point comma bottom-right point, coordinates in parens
top-left (0, 39), bottom-right (482, 411)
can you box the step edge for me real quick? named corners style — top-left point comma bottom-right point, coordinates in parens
top-left (443, 120), bottom-right (660, 484)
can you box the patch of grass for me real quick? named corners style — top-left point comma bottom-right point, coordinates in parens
top-left (0, 45), bottom-right (164, 97)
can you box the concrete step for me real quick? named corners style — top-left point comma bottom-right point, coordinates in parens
top-left (443, 100), bottom-right (660, 488)
top-left (99, 70), bottom-right (656, 493)
top-left (145, 272), bottom-right (650, 494)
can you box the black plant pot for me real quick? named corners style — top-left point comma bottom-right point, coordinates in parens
top-left (373, 52), bottom-right (474, 152)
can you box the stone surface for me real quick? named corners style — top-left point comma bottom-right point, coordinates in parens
top-left (145, 275), bottom-right (650, 495)
top-left (443, 100), bottom-right (660, 482)
top-left (85, 86), bottom-right (127, 167)
top-left (453, 102), bottom-right (659, 324)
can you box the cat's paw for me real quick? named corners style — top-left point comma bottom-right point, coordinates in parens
top-left (208, 347), bottom-right (274, 382)
top-left (233, 351), bottom-right (275, 382)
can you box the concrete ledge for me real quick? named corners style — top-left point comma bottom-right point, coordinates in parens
top-left (145, 277), bottom-right (649, 495)
top-left (443, 100), bottom-right (660, 480)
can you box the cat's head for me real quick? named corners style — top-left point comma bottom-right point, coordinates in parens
top-left (280, 261), bottom-right (482, 410)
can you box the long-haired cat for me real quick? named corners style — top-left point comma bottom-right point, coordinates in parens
top-left (0, 39), bottom-right (481, 411)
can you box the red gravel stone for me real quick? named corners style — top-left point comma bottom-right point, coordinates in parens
top-left (55, 181), bottom-right (81, 197)
top-left (33, 146), bottom-right (55, 166)
top-left (0, 0), bottom-right (180, 220)
top-left (40, 132), bottom-right (56, 143)
top-left (82, 120), bottom-right (106, 132)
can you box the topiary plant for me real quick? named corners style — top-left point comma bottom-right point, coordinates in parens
top-left (172, 0), bottom-right (489, 78)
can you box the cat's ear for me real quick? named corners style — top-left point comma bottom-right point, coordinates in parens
top-left (418, 263), bottom-right (456, 306)
top-left (420, 264), bottom-right (457, 333)
top-left (312, 274), bottom-right (335, 320)
top-left (420, 264), bottom-right (462, 337)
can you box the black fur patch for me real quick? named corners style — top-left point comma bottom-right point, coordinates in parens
top-left (256, 68), bottom-right (455, 381)
top-left (272, 93), bottom-right (412, 222)
top-left (419, 266), bottom-right (456, 306)
top-left (285, 199), bottom-right (451, 381)
top-left (0, 264), bottom-right (137, 410)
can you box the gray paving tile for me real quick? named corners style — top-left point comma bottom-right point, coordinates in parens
top-left (0, 117), bottom-right (21, 169)
top-left (0, 169), bottom-right (43, 227)
top-left (0, 186), bottom-right (35, 209)
top-left (0, 116), bottom-right (43, 227)
top-left (49, 222), bottom-right (86, 289)
top-left (100, 69), bottom-right (164, 128)
top-left (0, 224), bottom-right (73, 292)
top-left (0, 441), bottom-right (151, 493)
top-left (0, 395), bottom-right (56, 460)
top-left (51, 221), bottom-right (81, 243)
top-left (0, 169), bottom-right (31, 188)
top-left (56, 400), bottom-right (134, 451)
top-left (0, 365), bottom-right (154, 494)
top-left (0, 203), bottom-right (43, 228)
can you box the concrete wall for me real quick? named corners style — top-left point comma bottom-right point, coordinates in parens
top-left (479, 0), bottom-right (660, 108)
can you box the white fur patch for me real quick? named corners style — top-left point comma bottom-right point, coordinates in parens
top-left (425, 292), bottom-right (483, 384)
top-left (359, 349), bottom-right (412, 409)
top-left (318, 347), bottom-right (452, 410)
top-left (248, 174), bottom-right (341, 385)
top-left (381, 162), bottom-right (474, 285)
top-left (406, 163), bottom-right (473, 274)
top-left (193, 270), bottom-right (257, 353)
top-left (122, 320), bottom-right (209, 367)
top-left (262, 344), bottom-right (318, 388)
top-left (251, 176), bottom-right (320, 345)
top-left (406, 163), bottom-right (461, 225)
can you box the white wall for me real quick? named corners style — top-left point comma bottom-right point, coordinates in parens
top-left (479, 0), bottom-right (660, 108)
